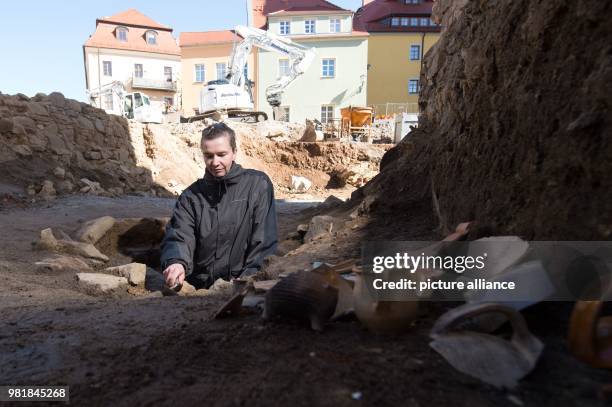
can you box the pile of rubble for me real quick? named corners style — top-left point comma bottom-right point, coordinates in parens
top-left (0, 91), bottom-right (390, 202)
top-left (0, 92), bottom-right (168, 200)
top-left (33, 215), bottom-right (219, 297)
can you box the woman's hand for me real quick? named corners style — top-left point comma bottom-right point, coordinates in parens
top-left (163, 263), bottom-right (185, 288)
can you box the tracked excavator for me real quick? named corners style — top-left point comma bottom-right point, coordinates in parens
top-left (183, 25), bottom-right (316, 123)
top-left (87, 81), bottom-right (164, 124)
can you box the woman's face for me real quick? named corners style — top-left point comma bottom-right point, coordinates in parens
top-left (201, 134), bottom-right (236, 177)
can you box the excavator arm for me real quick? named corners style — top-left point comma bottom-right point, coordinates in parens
top-left (86, 81), bottom-right (126, 115)
top-left (228, 25), bottom-right (316, 113)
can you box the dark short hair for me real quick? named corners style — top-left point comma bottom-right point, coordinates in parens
top-left (201, 122), bottom-right (237, 152)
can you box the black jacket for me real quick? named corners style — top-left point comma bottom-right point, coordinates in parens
top-left (160, 163), bottom-right (278, 288)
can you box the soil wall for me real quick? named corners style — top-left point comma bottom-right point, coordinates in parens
top-left (367, 0), bottom-right (611, 239)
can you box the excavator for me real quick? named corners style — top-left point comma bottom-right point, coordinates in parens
top-left (87, 81), bottom-right (164, 124)
top-left (183, 25), bottom-right (316, 123)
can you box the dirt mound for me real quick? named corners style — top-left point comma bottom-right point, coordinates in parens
top-left (361, 0), bottom-right (612, 240)
top-left (0, 93), bottom-right (389, 202)
top-left (236, 131), bottom-right (389, 196)
top-left (136, 119), bottom-right (390, 200)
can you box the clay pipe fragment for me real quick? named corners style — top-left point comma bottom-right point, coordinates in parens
top-left (212, 280), bottom-right (255, 319)
top-left (443, 221), bottom-right (474, 242)
top-left (430, 302), bottom-right (543, 389)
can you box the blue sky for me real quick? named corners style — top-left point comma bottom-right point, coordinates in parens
top-left (0, 0), bottom-right (363, 102)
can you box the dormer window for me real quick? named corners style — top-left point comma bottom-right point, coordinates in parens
top-left (116, 26), bottom-right (128, 42)
top-left (279, 21), bottom-right (290, 35)
top-left (305, 20), bottom-right (316, 34)
top-left (391, 15), bottom-right (431, 27)
top-left (145, 30), bottom-right (158, 45)
top-left (330, 18), bottom-right (341, 33)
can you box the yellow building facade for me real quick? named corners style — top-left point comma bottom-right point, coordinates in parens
top-left (354, 0), bottom-right (441, 114)
top-left (366, 32), bottom-right (440, 110)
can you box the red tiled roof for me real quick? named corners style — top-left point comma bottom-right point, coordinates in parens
top-left (252, 0), bottom-right (351, 29)
top-left (180, 30), bottom-right (241, 47)
top-left (84, 25), bottom-right (180, 55)
top-left (353, 0), bottom-right (440, 32)
top-left (268, 9), bottom-right (351, 16)
top-left (97, 9), bottom-right (171, 31)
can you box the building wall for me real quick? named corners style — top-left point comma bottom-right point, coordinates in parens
top-left (84, 46), bottom-right (180, 107)
top-left (180, 44), bottom-right (256, 117)
top-left (366, 32), bottom-right (440, 109)
top-left (268, 14), bottom-right (353, 36)
top-left (256, 37), bottom-right (368, 123)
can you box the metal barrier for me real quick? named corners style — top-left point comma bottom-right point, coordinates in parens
top-left (371, 102), bottom-right (419, 116)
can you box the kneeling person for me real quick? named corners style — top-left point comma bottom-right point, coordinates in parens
top-left (161, 122), bottom-right (278, 289)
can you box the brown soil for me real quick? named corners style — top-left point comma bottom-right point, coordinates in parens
top-left (236, 134), bottom-right (390, 200)
top-left (1, 0), bottom-right (610, 404)
top-left (0, 195), bottom-right (610, 406)
top-left (372, 0), bottom-right (612, 240)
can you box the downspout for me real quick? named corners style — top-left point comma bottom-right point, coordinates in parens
top-left (419, 32), bottom-right (426, 108)
top-left (246, 0), bottom-right (253, 26)
top-left (82, 45), bottom-right (89, 96)
top-left (97, 47), bottom-right (102, 108)
top-left (420, 32), bottom-right (425, 75)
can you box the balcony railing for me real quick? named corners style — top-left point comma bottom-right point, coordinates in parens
top-left (132, 75), bottom-right (177, 91)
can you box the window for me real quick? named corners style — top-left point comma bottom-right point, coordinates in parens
top-left (404, 0), bottom-right (421, 4)
top-left (164, 66), bottom-right (173, 82)
top-left (279, 106), bottom-right (290, 122)
top-left (195, 64), bottom-right (205, 82)
top-left (244, 63), bottom-right (248, 79)
top-left (408, 79), bottom-right (420, 94)
top-left (216, 63), bottom-right (227, 80)
top-left (278, 59), bottom-right (290, 77)
top-left (134, 64), bottom-right (143, 78)
top-left (330, 18), bottom-right (341, 33)
top-left (116, 27), bottom-right (128, 42)
top-left (279, 21), bottom-right (290, 35)
top-left (420, 17), bottom-right (429, 26)
top-left (124, 95), bottom-right (133, 112)
top-left (410, 45), bottom-right (421, 60)
top-left (103, 61), bottom-right (112, 76)
top-left (134, 93), bottom-right (143, 108)
top-left (305, 19), bottom-right (315, 34)
top-left (430, 18), bottom-right (437, 26)
top-left (322, 58), bottom-right (335, 77)
top-left (146, 31), bottom-right (157, 45)
top-left (401, 17), bottom-right (409, 26)
top-left (321, 105), bottom-right (334, 123)
top-left (164, 96), bottom-right (174, 106)
top-left (410, 17), bottom-right (418, 26)
top-left (103, 93), bottom-right (113, 110)
top-left (391, 17), bottom-right (400, 26)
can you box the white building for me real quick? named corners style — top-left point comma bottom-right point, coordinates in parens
top-left (83, 9), bottom-right (181, 116)
top-left (252, 0), bottom-right (369, 123)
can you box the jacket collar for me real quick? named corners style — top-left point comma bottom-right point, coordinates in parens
top-left (203, 162), bottom-right (244, 184)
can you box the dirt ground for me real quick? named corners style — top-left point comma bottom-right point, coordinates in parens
top-left (0, 194), bottom-right (611, 406)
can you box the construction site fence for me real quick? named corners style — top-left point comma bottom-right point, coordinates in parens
top-left (371, 103), bottom-right (420, 116)
top-left (253, 103), bottom-right (419, 122)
